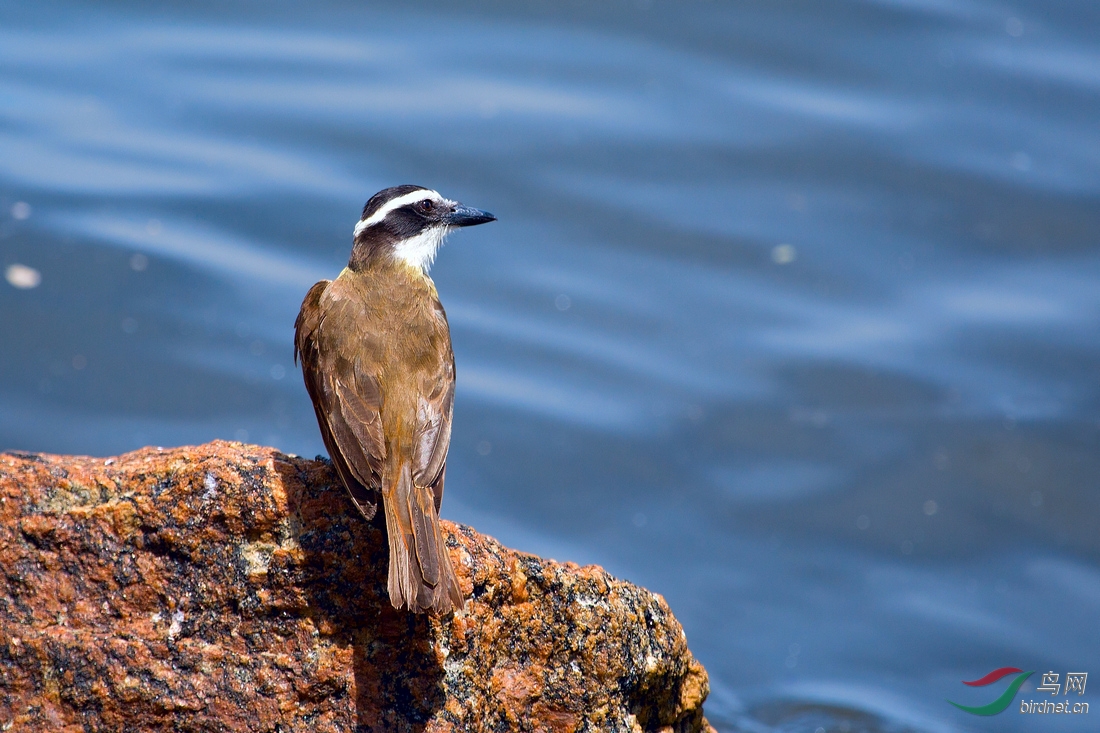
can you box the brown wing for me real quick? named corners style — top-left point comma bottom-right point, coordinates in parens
top-left (411, 300), bottom-right (455, 511)
top-left (294, 280), bottom-right (385, 519)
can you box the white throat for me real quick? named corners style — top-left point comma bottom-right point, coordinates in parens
top-left (392, 225), bottom-right (449, 273)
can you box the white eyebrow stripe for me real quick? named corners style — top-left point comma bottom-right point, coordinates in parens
top-left (353, 189), bottom-right (446, 236)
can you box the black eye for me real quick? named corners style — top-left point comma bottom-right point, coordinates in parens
top-left (418, 200), bottom-right (434, 213)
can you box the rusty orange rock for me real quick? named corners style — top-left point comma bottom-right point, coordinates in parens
top-left (0, 441), bottom-right (712, 732)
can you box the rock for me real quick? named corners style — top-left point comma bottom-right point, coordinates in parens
top-left (0, 441), bottom-right (712, 732)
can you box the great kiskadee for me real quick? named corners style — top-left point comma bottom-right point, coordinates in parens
top-left (294, 185), bottom-right (495, 614)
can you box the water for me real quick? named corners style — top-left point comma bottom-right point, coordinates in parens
top-left (2, 1), bottom-right (1098, 730)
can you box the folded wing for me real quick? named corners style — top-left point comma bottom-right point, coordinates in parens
top-left (294, 280), bottom-right (385, 519)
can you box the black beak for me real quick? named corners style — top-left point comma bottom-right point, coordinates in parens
top-left (446, 204), bottom-right (496, 227)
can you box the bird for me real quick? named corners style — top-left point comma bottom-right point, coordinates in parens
top-left (294, 185), bottom-right (495, 614)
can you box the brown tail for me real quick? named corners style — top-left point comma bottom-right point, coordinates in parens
top-left (382, 464), bottom-right (464, 614)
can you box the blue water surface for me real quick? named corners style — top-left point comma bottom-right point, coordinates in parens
top-left (2, 2), bottom-right (1098, 731)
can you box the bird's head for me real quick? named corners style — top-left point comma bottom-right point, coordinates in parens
top-left (349, 185), bottom-right (496, 273)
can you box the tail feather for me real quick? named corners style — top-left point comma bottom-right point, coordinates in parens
top-left (410, 483), bottom-right (440, 587)
top-left (434, 512), bottom-right (464, 611)
top-left (383, 475), bottom-right (418, 608)
top-left (383, 464), bottom-right (463, 614)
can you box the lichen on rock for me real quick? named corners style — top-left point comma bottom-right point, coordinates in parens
top-left (0, 441), bottom-right (712, 732)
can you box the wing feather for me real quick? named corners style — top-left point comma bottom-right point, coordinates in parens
top-left (295, 279), bottom-right (385, 519)
top-left (411, 319), bottom-right (455, 491)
